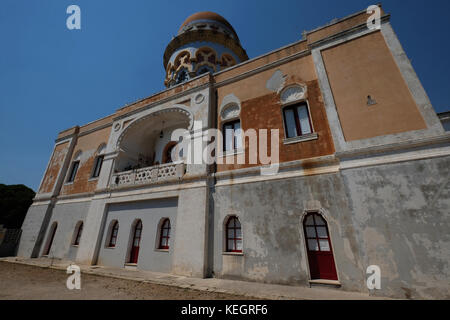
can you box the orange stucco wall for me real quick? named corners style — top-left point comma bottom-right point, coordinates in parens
top-left (217, 55), bottom-right (335, 172)
top-left (39, 141), bottom-right (70, 194)
top-left (321, 31), bottom-right (426, 141)
top-left (60, 126), bottom-right (111, 196)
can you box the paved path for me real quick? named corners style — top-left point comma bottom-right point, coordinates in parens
top-left (0, 257), bottom-right (388, 300)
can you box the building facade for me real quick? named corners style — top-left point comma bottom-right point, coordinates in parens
top-left (17, 6), bottom-right (450, 299)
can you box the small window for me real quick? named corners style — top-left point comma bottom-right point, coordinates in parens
top-left (282, 102), bottom-right (313, 139)
top-left (108, 221), bottom-right (119, 248)
top-left (91, 155), bottom-right (104, 178)
top-left (73, 222), bottom-right (83, 246)
top-left (226, 216), bottom-right (242, 253)
top-left (159, 219), bottom-right (171, 250)
top-left (223, 120), bottom-right (242, 152)
top-left (67, 161), bottom-right (80, 183)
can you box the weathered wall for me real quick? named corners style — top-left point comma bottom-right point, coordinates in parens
top-left (17, 204), bottom-right (52, 258)
top-left (216, 55), bottom-right (335, 172)
top-left (39, 142), bottom-right (70, 194)
top-left (41, 201), bottom-right (90, 260)
top-left (212, 156), bottom-right (450, 299)
top-left (321, 31), bottom-right (427, 141)
top-left (96, 198), bottom-right (178, 273)
top-left (60, 126), bottom-right (111, 196)
top-left (341, 156), bottom-right (450, 299)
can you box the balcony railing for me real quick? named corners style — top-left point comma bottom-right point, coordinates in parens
top-left (110, 163), bottom-right (185, 188)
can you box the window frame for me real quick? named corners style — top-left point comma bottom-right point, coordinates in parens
top-left (222, 119), bottom-right (242, 152)
top-left (73, 222), bottom-right (83, 246)
top-left (43, 222), bottom-right (58, 256)
top-left (91, 155), bottom-right (104, 179)
top-left (225, 216), bottom-right (243, 253)
top-left (108, 221), bottom-right (119, 248)
top-left (67, 160), bottom-right (80, 183)
top-left (158, 219), bottom-right (171, 250)
top-left (281, 101), bottom-right (314, 139)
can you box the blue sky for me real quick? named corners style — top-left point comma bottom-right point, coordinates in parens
top-left (1, 0), bottom-right (449, 191)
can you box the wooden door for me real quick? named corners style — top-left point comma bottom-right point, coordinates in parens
top-left (303, 213), bottom-right (338, 280)
top-left (129, 220), bottom-right (142, 264)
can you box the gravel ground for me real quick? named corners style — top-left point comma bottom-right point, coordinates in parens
top-left (0, 262), bottom-right (256, 300)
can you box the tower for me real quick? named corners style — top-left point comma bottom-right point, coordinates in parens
top-left (163, 12), bottom-right (248, 87)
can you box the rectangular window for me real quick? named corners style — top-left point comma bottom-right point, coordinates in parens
top-left (283, 103), bottom-right (313, 138)
top-left (91, 155), bottom-right (104, 178)
top-left (223, 120), bottom-right (242, 152)
top-left (67, 161), bottom-right (79, 183)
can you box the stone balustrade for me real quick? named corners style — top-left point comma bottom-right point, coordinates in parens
top-left (110, 163), bottom-right (185, 188)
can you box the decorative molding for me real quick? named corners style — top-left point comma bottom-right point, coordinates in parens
top-left (281, 85), bottom-right (307, 104)
top-left (221, 104), bottom-right (240, 121)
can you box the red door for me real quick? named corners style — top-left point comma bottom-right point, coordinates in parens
top-left (129, 220), bottom-right (142, 264)
top-left (303, 213), bottom-right (338, 280)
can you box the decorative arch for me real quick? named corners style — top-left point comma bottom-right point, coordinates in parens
top-left (194, 47), bottom-right (218, 74)
top-left (220, 103), bottom-right (240, 121)
top-left (96, 143), bottom-right (106, 155)
top-left (72, 150), bottom-right (82, 161)
top-left (280, 84), bottom-right (307, 105)
top-left (220, 53), bottom-right (236, 70)
top-left (173, 50), bottom-right (193, 73)
top-left (115, 106), bottom-right (194, 150)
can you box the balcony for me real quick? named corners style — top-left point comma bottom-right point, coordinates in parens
top-left (110, 162), bottom-right (186, 188)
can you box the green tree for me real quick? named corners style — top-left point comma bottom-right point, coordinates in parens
top-left (0, 184), bottom-right (35, 229)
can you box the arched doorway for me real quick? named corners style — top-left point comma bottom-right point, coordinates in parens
top-left (303, 213), bottom-right (338, 280)
top-left (128, 220), bottom-right (142, 264)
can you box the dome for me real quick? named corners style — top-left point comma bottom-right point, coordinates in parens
top-left (163, 11), bottom-right (248, 87)
top-left (178, 12), bottom-right (238, 38)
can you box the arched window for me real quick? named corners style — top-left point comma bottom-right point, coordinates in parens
top-left (73, 222), bottom-right (83, 246)
top-left (303, 213), bottom-right (338, 280)
top-left (91, 144), bottom-right (106, 178)
top-left (43, 222), bottom-right (57, 256)
top-left (223, 120), bottom-right (242, 152)
top-left (67, 151), bottom-right (81, 183)
top-left (128, 220), bottom-right (142, 264)
top-left (108, 221), bottom-right (119, 248)
top-left (226, 216), bottom-right (242, 253)
top-left (159, 219), bottom-right (171, 250)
